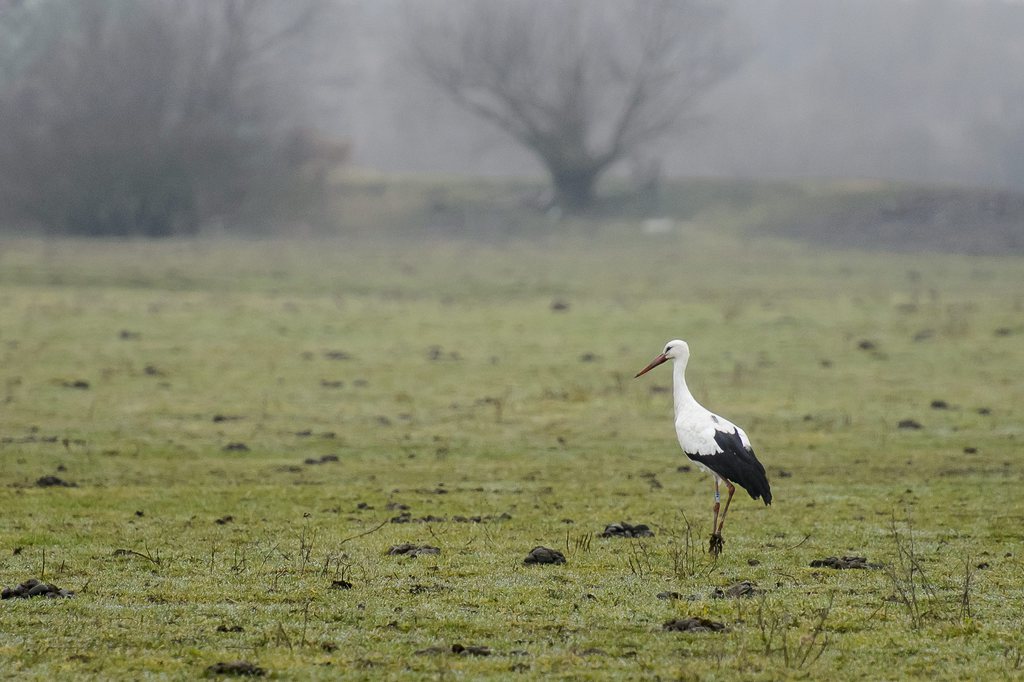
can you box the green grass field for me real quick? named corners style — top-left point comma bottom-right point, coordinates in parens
top-left (1, 200), bottom-right (1024, 679)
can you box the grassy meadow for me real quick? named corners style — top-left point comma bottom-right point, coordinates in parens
top-left (1, 188), bottom-right (1024, 679)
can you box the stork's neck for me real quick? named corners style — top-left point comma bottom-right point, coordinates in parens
top-left (672, 359), bottom-right (698, 416)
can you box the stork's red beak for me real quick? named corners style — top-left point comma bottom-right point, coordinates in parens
top-left (634, 352), bottom-right (668, 378)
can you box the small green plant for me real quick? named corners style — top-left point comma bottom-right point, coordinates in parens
top-left (668, 512), bottom-right (706, 579)
top-left (756, 594), bottom-right (834, 670)
top-left (884, 513), bottom-right (937, 629)
top-left (566, 530), bottom-right (593, 557)
top-left (959, 555), bottom-right (976, 625)
top-left (625, 539), bottom-right (653, 579)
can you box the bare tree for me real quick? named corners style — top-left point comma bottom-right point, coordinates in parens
top-left (0, 0), bottom-right (338, 236)
top-left (408, 0), bottom-right (742, 212)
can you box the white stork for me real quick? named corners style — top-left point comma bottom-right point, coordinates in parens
top-left (635, 339), bottom-right (772, 556)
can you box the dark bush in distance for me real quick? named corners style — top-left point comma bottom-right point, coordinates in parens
top-left (0, 1), bottom-right (339, 237)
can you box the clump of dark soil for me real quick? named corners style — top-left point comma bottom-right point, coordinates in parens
top-left (323, 350), bottom-right (353, 360)
top-left (388, 505), bottom-right (410, 522)
top-left (304, 454), bottom-right (339, 465)
top-left (214, 515), bottom-right (234, 525)
top-left (897, 419), bottom-right (922, 430)
top-left (391, 509), bottom-right (459, 523)
top-left (330, 579), bottom-right (353, 590)
top-left (388, 543), bottom-right (440, 558)
top-left (451, 644), bottom-right (491, 656)
top-left (639, 472), bottom-right (662, 490)
top-left (662, 617), bottom-right (726, 632)
top-left (2, 578), bottom-right (74, 599)
top-left (550, 299), bottom-right (570, 312)
top-left (426, 346), bottom-right (461, 361)
top-left (711, 580), bottom-right (759, 599)
top-left (930, 399), bottom-right (949, 409)
top-left (222, 442), bottom-right (249, 452)
top-left (216, 624), bottom-right (244, 633)
top-left (409, 583), bottom-right (435, 595)
top-left (523, 546), bottom-right (565, 565)
top-left (204, 661), bottom-right (266, 677)
top-left (810, 556), bottom-right (881, 569)
top-left (415, 644), bottom-right (492, 656)
top-left (35, 475), bottom-right (76, 488)
top-left (599, 522), bottom-right (654, 538)
top-left (415, 485), bottom-right (449, 495)
top-left (62, 379), bottom-right (90, 389)
top-left (656, 591), bottom-right (687, 601)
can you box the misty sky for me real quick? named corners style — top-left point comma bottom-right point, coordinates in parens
top-left (327, 0), bottom-right (1024, 189)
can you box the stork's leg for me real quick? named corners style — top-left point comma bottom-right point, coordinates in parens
top-left (711, 478), bottom-right (721, 533)
top-left (710, 478), bottom-right (724, 557)
top-left (715, 479), bottom-right (736, 536)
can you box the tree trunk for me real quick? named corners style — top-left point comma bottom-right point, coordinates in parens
top-left (549, 164), bottom-right (601, 213)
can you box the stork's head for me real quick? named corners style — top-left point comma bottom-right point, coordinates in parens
top-left (634, 339), bottom-right (689, 377)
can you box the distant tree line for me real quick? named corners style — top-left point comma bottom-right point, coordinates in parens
top-left (0, 0), bottom-right (745, 235)
top-left (0, 0), bottom-right (342, 236)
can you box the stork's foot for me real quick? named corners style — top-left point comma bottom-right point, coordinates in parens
top-left (709, 533), bottom-right (724, 557)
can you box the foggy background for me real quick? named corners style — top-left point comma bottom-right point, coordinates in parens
top-left (338, 0), bottom-right (1024, 187)
top-left (2, 0), bottom-right (1023, 240)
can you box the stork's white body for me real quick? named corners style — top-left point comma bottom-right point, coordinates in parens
top-left (636, 338), bottom-right (771, 506)
top-left (671, 357), bottom-right (752, 461)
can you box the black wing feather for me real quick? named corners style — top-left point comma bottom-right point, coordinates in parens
top-left (686, 429), bottom-right (772, 505)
